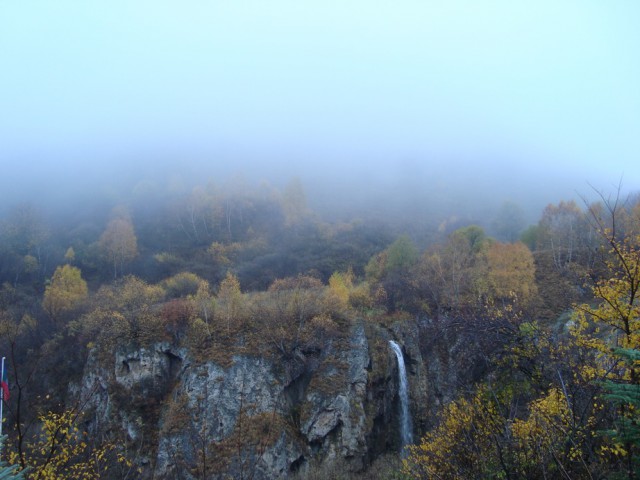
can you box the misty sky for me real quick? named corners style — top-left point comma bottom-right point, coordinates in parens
top-left (1, 1), bottom-right (639, 217)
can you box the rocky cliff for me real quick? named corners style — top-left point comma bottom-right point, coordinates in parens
top-left (75, 318), bottom-right (436, 479)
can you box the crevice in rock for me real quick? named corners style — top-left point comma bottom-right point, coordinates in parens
top-left (289, 455), bottom-right (305, 473)
top-left (120, 359), bottom-right (131, 375)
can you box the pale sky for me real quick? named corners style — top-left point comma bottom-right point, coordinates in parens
top-left (1, 1), bottom-right (639, 213)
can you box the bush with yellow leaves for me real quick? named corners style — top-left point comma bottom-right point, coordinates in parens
top-left (7, 409), bottom-right (131, 480)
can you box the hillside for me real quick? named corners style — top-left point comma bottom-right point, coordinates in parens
top-left (1, 179), bottom-right (640, 479)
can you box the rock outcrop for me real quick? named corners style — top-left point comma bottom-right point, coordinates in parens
top-left (75, 319), bottom-right (431, 479)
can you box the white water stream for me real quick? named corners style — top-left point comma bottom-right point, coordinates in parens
top-left (389, 340), bottom-right (413, 454)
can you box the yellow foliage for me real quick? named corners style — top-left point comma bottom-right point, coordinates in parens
top-left (404, 383), bottom-right (597, 479)
top-left (484, 241), bottom-right (537, 308)
top-left (74, 276), bottom-right (167, 359)
top-left (571, 231), bottom-right (640, 379)
top-left (217, 271), bottom-right (243, 334)
top-left (403, 386), bottom-right (505, 479)
top-left (349, 282), bottom-right (373, 312)
top-left (328, 271), bottom-right (351, 308)
top-left (207, 242), bottom-right (241, 266)
top-left (365, 251), bottom-right (387, 284)
top-left (43, 265), bottom-right (88, 320)
top-left (512, 388), bottom-right (570, 455)
top-left (248, 279), bottom-right (348, 358)
top-left (8, 409), bottom-right (127, 479)
top-left (162, 271), bottom-right (203, 298)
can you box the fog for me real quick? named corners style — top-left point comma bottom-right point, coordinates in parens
top-left (1, 1), bottom-right (639, 227)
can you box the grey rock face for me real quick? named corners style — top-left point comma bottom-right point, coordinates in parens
top-left (301, 323), bottom-right (369, 468)
top-left (76, 319), bottom-right (429, 479)
top-left (115, 343), bottom-right (184, 400)
top-left (154, 355), bottom-right (293, 479)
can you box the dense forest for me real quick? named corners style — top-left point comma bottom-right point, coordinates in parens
top-left (1, 173), bottom-right (640, 480)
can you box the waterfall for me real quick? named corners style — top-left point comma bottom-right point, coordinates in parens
top-left (390, 340), bottom-right (413, 454)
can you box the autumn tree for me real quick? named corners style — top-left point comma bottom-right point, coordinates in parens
top-left (253, 275), bottom-right (341, 359)
top-left (385, 235), bottom-right (418, 272)
top-left (189, 280), bottom-right (215, 340)
top-left (365, 235), bottom-right (419, 312)
top-left (207, 242), bottom-right (241, 269)
top-left (570, 189), bottom-right (640, 477)
top-left (161, 271), bottom-right (203, 298)
top-left (42, 265), bottom-right (88, 323)
top-left (483, 241), bottom-right (537, 309)
top-left (403, 334), bottom-right (604, 479)
top-left (327, 268), bottom-right (354, 309)
top-left (537, 200), bottom-right (596, 274)
top-left (76, 276), bottom-right (165, 357)
top-left (6, 408), bottom-right (127, 479)
top-left (403, 385), bottom-right (510, 479)
top-left (418, 226), bottom-right (488, 315)
top-left (98, 214), bottom-right (138, 279)
top-left (216, 272), bottom-right (243, 334)
top-left (573, 192), bottom-right (640, 353)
